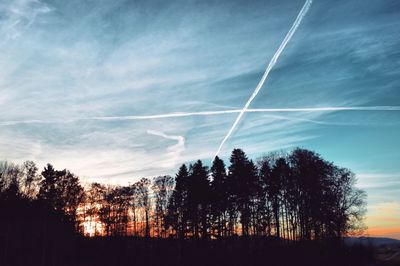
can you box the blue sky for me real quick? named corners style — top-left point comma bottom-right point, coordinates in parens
top-left (1, 0), bottom-right (399, 237)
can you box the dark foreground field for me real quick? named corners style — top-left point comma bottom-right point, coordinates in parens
top-left (2, 236), bottom-right (379, 266)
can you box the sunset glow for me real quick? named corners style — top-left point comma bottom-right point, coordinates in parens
top-left (2, 0), bottom-right (400, 265)
top-left (1, 0), bottom-right (400, 245)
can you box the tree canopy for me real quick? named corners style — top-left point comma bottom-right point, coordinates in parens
top-left (0, 148), bottom-right (366, 241)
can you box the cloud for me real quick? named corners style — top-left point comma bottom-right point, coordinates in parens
top-left (0, 0), bottom-right (52, 42)
top-left (0, 131), bottom-right (42, 160)
top-left (357, 172), bottom-right (400, 205)
top-left (146, 130), bottom-right (185, 168)
top-left (0, 0), bottom-right (399, 190)
top-left (0, 127), bottom-right (187, 185)
top-left (357, 172), bottom-right (400, 188)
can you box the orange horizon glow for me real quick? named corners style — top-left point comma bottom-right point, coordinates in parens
top-left (79, 200), bottom-right (400, 240)
top-left (363, 202), bottom-right (400, 240)
top-left (365, 227), bottom-right (400, 240)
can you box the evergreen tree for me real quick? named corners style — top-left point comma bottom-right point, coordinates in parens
top-left (187, 160), bottom-right (210, 239)
top-left (167, 164), bottom-right (189, 239)
top-left (38, 164), bottom-right (84, 227)
top-left (38, 164), bottom-right (58, 207)
top-left (259, 158), bottom-right (274, 236)
top-left (210, 156), bottom-right (227, 238)
top-left (228, 149), bottom-right (258, 236)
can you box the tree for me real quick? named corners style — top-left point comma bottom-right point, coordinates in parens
top-left (152, 175), bottom-right (174, 238)
top-left (258, 157), bottom-right (274, 237)
top-left (85, 182), bottom-right (107, 236)
top-left (227, 149), bottom-right (258, 236)
top-left (58, 170), bottom-right (85, 226)
top-left (112, 186), bottom-right (131, 236)
top-left (136, 178), bottom-right (151, 238)
top-left (187, 160), bottom-right (210, 239)
top-left (331, 167), bottom-right (367, 238)
top-left (21, 161), bottom-right (40, 199)
top-left (38, 164), bottom-right (84, 228)
top-left (0, 161), bottom-right (22, 200)
top-left (268, 157), bottom-right (286, 239)
top-left (38, 164), bottom-right (59, 208)
top-left (288, 148), bottom-right (367, 240)
top-left (128, 183), bottom-right (139, 236)
top-left (210, 156), bottom-right (228, 238)
top-left (167, 164), bottom-right (189, 239)
top-left (0, 147), bottom-right (366, 243)
top-left (99, 186), bottom-right (114, 236)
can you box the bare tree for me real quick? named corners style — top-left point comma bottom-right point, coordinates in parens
top-left (152, 175), bottom-right (174, 238)
top-left (136, 178), bottom-right (151, 238)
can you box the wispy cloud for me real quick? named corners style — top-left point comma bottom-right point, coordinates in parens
top-left (0, 0), bottom-right (399, 192)
top-left (0, 0), bottom-right (52, 42)
top-left (147, 130), bottom-right (185, 168)
top-left (357, 172), bottom-right (400, 203)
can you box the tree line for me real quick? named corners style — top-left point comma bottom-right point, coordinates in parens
top-left (0, 148), bottom-right (366, 242)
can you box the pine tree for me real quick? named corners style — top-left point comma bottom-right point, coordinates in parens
top-left (187, 160), bottom-right (210, 239)
top-left (210, 156), bottom-right (227, 238)
top-left (167, 164), bottom-right (189, 239)
top-left (228, 149), bottom-right (257, 236)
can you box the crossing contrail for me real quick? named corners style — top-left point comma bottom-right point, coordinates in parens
top-left (213, 0), bottom-right (313, 160)
top-left (1, 106), bottom-right (400, 126)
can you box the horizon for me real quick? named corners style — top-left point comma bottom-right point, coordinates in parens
top-left (1, 0), bottom-right (399, 240)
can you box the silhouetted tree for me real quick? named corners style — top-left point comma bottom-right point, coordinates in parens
top-left (269, 157), bottom-right (286, 238)
top-left (128, 183), bottom-right (139, 236)
top-left (187, 160), bottom-right (210, 239)
top-left (287, 148), bottom-right (367, 240)
top-left (112, 186), bottom-right (131, 236)
top-left (38, 164), bottom-right (58, 206)
top-left (0, 161), bottom-right (81, 265)
top-left (21, 161), bottom-right (40, 199)
top-left (39, 165), bottom-right (84, 229)
top-left (152, 175), bottom-right (174, 238)
top-left (137, 178), bottom-right (151, 238)
top-left (99, 186), bottom-right (114, 236)
top-left (210, 156), bottom-right (228, 238)
top-left (0, 161), bottom-right (22, 200)
top-left (167, 164), bottom-right (189, 239)
top-left (0, 146), bottom-right (367, 251)
top-left (228, 149), bottom-right (258, 236)
top-left (330, 167), bottom-right (367, 238)
top-left (85, 182), bottom-right (107, 236)
top-left (258, 157), bottom-right (274, 236)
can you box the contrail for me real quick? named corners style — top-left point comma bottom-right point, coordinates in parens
top-left (147, 130), bottom-right (185, 167)
top-left (213, 0), bottom-right (313, 160)
top-left (1, 106), bottom-right (399, 126)
top-left (147, 129), bottom-right (185, 144)
top-left (88, 106), bottom-right (400, 121)
top-left (0, 119), bottom-right (47, 126)
top-left (247, 106), bottom-right (400, 112)
top-left (88, 110), bottom-right (241, 121)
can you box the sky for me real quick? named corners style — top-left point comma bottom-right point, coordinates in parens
top-left (0, 0), bottom-right (399, 239)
